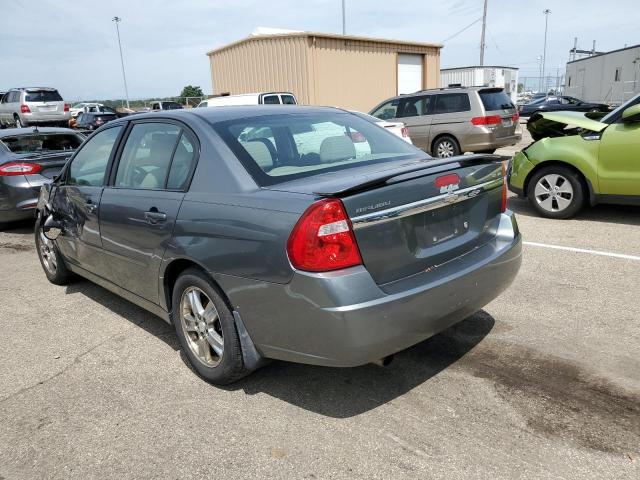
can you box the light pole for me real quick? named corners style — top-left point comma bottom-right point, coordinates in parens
top-left (341, 0), bottom-right (346, 35)
top-left (537, 55), bottom-right (543, 92)
top-left (541, 9), bottom-right (551, 96)
top-left (479, 0), bottom-right (488, 66)
top-left (112, 16), bottom-right (130, 109)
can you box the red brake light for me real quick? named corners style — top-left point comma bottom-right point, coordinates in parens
top-left (471, 115), bottom-right (501, 126)
top-left (0, 162), bottom-right (42, 176)
top-left (64, 103), bottom-right (70, 112)
top-left (401, 126), bottom-right (409, 138)
top-left (435, 173), bottom-right (460, 189)
top-left (20, 104), bottom-right (31, 113)
top-left (512, 112), bottom-right (520, 122)
top-left (349, 131), bottom-right (366, 143)
top-left (287, 198), bottom-right (362, 272)
top-left (501, 161), bottom-right (508, 212)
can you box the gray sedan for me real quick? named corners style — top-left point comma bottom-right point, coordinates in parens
top-left (0, 127), bottom-right (84, 226)
top-left (35, 106), bottom-right (521, 384)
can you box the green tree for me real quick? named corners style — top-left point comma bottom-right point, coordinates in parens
top-left (180, 85), bottom-right (204, 106)
top-left (517, 83), bottom-right (524, 93)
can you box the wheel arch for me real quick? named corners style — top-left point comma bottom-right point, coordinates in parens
top-left (523, 160), bottom-right (596, 206)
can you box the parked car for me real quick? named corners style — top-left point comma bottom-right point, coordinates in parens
top-left (0, 88), bottom-right (71, 128)
top-left (35, 106), bottom-right (521, 384)
top-left (518, 96), bottom-right (610, 117)
top-left (197, 92), bottom-right (297, 107)
top-left (0, 127), bottom-right (85, 226)
top-left (69, 103), bottom-right (103, 118)
top-left (150, 101), bottom-right (183, 111)
top-left (75, 111), bottom-right (118, 130)
top-left (349, 111), bottom-right (412, 143)
top-left (508, 94), bottom-right (640, 218)
top-left (370, 87), bottom-right (521, 158)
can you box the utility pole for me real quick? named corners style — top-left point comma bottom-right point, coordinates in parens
top-left (341, 0), bottom-right (346, 35)
top-left (112, 16), bottom-right (130, 109)
top-left (541, 9), bottom-right (551, 95)
top-left (479, 0), bottom-right (488, 65)
top-left (537, 55), bottom-right (543, 92)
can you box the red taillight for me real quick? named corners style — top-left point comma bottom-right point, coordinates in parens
top-left (501, 161), bottom-right (508, 212)
top-left (20, 104), bottom-right (31, 113)
top-left (401, 126), bottom-right (409, 138)
top-left (287, 198), bottom-right (362, 272)
top-left (349, 131), bottom-right (366, 143)
top-left (512, 112), bottom-right (520, 122)
top-left (0, 162), bottom-right (42, 176)
top-left (471, 115), bottom-right (501, 126)
top-left (435, 173), bottom-right (460, 189)
top-left (64, 103), bottom-right (70, 112)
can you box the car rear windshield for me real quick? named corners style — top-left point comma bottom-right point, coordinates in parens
top-left (479, 90), bottom-right (514, 111)
top-left (1, 133), bottom-right (83, 154)
top-left (25, 90), bottom-right (63, 102)
top-left (213, 112), bottom-right (421, 186)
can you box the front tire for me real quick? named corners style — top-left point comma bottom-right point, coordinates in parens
top-left (433, 135), bottom-right (461, 158)
top-left (172, 268), bottom-right (248, 385)
top-left (35, 218), bottom-right (73, 285)
top-left (527, 166), bottom-right (585, 219)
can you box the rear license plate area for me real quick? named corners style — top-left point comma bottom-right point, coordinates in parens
top-left (411, 203), bottom-right (469, 248)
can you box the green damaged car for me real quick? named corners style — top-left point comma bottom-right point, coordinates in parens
top-left (508, 94), bottom-right (640, 218)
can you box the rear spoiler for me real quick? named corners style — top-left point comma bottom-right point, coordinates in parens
top-left (314, 154), bottom-right (504, 197)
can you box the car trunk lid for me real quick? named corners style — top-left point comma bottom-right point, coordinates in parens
top-left (270, 154), bottom-right (505, 286)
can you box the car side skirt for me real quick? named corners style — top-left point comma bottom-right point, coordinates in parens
top-left (595, 194), bottom-right (640, 206)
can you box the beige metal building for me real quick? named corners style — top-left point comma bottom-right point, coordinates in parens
top-left (207, 32), bottom-right (442, 112)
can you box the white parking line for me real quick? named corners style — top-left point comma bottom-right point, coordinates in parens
top-left (524, 241), bottom-right (640, 261)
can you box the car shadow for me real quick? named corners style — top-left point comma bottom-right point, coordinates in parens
top-left (64, 279), bottom-right (181, 351)
top-left (63, 277), bottom-right (494, 418)
top-left (0, 218), bottom-right (36, 234)
top-left (508, 195), bottom-right (640, 226)
top-left (223, 311), bottom-right (495, 418)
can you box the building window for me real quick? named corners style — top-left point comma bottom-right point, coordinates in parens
top-left (614, 67), bottom-right (621, 82)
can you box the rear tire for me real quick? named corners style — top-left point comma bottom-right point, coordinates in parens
top-left (526, 166), bottom-right (585, 219)
top-left (172, 268), bottom-right (248, 385)
top-left (35, 216), bottom-right (73, 285)
top-left (433, 135), bottom-right (461, 158)
top-left (14, 115), bottom-right (25, 128)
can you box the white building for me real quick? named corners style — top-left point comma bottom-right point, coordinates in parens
top-left (565, 44), bottom-right (640, 105)
top-left (440, 66), bottom-right (519, 103)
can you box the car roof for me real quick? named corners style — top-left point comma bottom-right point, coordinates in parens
top-left (107, 105), bottom-right (346, 125)
top-left (0, 127), bottom-right (80, 138)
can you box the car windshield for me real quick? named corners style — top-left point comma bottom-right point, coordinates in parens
top-left (479, 90), bottom-right (514, 110)
top-left (1, 133), bottom-right (83, 154)
top-left (213, 112), bottom-right (421, 186)
top-left (601, 93), bottom-right (640, 124)
top-left (25, 90), bottom-right (63, 102)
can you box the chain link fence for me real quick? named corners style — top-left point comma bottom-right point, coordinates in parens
top-left (76, 96), bottom-right (207, 111)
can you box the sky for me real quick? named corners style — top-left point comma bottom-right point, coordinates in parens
top-left (1, 0), bottom-right (638, 101)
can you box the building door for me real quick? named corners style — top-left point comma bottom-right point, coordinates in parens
top-left (397, 54), bottom-right (423, 95)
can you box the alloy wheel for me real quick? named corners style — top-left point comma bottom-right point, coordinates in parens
top-left (534, 173), bottom-right (574, 213)
top-left (180, 287), bottom-right (224, 367)
top-left (436, 140), bottom-right (455, 158)
top-left (38, 229), bottom-right (58, 274)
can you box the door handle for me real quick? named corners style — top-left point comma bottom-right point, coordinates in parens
top-left (144, 210), bottom-right (167, 224)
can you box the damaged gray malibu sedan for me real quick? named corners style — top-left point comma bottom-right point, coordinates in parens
top-left (36, 106), bottom-right (521, 384)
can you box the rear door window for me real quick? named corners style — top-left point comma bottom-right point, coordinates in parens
top-left (115, 123), bottom-right (181, 190)
top-left (280, 95), bottom-right (296, 105)
top-left (434, 93), bottom-right (471, 114)
top-left (398, 95), bottom-right (430, 117)
top-left (67, 126), bottom-right (122, 187)
top-left (479, 90), bottom-right (514, 111)
top-left (25, 90), bottom-right (63, 102)
top-left (262, 95), bottom-right (280, 105)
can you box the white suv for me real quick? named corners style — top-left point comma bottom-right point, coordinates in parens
top-left (0, 88), bottom-right (71, 128)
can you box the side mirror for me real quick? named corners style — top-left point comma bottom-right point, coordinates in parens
top-left (621, 104), bottom-right (640, 123)
top-left (42, 214), bottom-right (63, 241)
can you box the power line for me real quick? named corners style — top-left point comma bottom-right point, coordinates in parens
top-left (442, 17), bottom-right (483, 44)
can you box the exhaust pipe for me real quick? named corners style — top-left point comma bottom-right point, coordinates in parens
top-left (371, 355), bottom-right (394, 367)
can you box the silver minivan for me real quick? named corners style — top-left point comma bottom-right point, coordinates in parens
top-left (370, 87), bottom-right (521, 157)
top-left (0, 88), bottom-right (71, 128)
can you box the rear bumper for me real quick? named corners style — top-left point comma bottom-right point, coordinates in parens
top-left (233, 212), bottom-right (522, 367)
top-left (462, 132), bottom-right (522, 152)
top-left (0, 176), bottom-right (42, 223)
